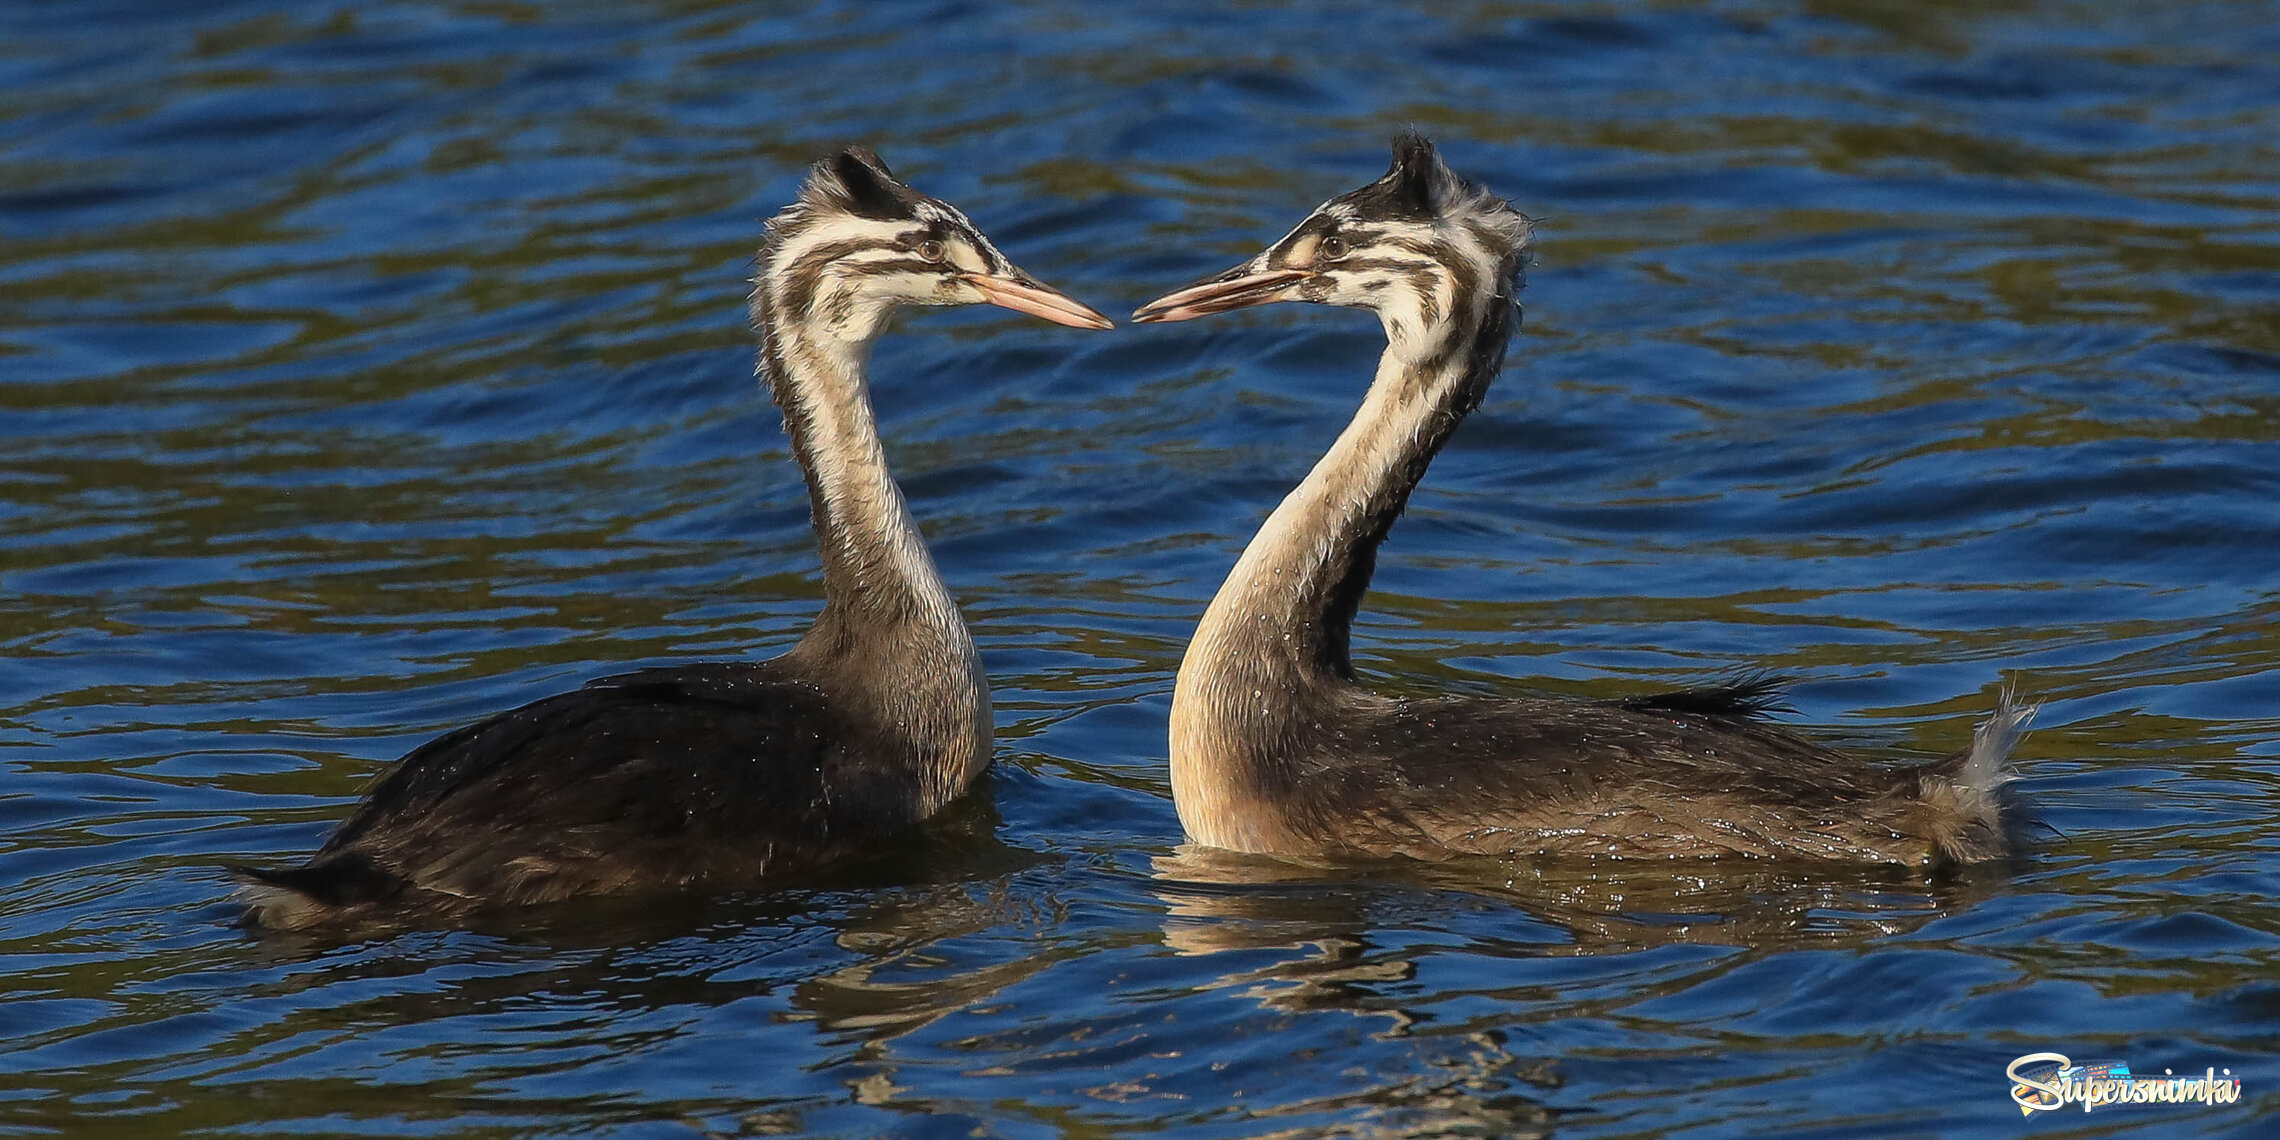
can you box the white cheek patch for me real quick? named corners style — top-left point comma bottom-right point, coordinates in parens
top-left (1337, 268), bottom-right (1399, 303)
top-left (948, 242), bottom-right (992, 275)
top-left (1380, 291), bottom-right (1430, 344)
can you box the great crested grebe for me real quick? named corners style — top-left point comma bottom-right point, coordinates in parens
top-left (1134, 134), bottom-right (2031, 867)
top-left (237, 148), bottom-right (1111, 929)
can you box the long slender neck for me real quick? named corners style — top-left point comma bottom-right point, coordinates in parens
top-left (1190, 303), bottom-right (1509, 683)
top-left (761, 319), bottom-right (961, 638)
top-left (755, 297), bottom-right (988, 802)
top-left (1169, 290), bottom-right (1513, 849)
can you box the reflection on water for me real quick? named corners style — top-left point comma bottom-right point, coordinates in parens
top-left (1150, 846), bottom-right (2000, 957)
top-left (4, 0), bottom-right (2280, 1136)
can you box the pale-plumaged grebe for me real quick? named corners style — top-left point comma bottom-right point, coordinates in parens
top-left (237, 148), bottom-right (1111, 929)
top-left (1135, 134), bottom-right (2030, 867)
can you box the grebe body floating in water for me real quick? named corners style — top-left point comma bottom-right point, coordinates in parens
top-left (238, 149), bottom-right (1110, 929)
top-left (1135, 134), bottom-right (2030, 867)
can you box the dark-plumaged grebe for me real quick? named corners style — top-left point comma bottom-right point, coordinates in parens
top-left (237, 149), bottom-right (1111, 929)
top-left (1134, 134), bottom-right (2030, 867)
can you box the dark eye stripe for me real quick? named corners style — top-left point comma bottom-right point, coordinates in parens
top-left (776, 237), bottom-right (873, 320)
top-left (1421, 241), bottom-right (1470, 283)
top-left (1378, 237), bottom-right (1476, 293)
top-left (843, 258), bottom-right (938, 278)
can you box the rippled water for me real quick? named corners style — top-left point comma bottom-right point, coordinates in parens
top-left (4, 1), bottom-right (2278, 1135)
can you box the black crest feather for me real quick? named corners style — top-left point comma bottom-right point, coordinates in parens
top-left (1385, 131), bottom-right (1449, 217)
top-left (815, 146), bottom-right (918, 221)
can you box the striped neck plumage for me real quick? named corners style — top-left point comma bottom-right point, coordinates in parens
top-left (1189, 284), bottom-right (1514, 690)
top-left (752, 265), bottom-right (966, 649)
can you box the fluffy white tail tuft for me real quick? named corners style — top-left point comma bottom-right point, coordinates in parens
top-left (1955, 689), bottom-right (2035, 809)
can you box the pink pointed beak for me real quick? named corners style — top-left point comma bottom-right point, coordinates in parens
top-left (1131, 265), bottom-right (1312, 323)
top-left (962, 270), bottom-right (1114, 330)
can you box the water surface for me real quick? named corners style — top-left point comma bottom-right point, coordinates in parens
top-left (3, 1), bottom-right (2278, 1136)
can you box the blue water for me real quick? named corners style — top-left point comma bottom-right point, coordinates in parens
top-left (4, 1), bottom-right (2278, 1135)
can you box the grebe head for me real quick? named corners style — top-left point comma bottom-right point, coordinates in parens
top-left (759, 147), bottom-right (1112, 343)
top-left (1133, 133), bottom-right (1532, 356)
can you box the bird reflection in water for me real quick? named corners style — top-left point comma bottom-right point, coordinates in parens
top-left (1150, 844), bottom-right (2003, 957)
top-left (1142, 847), bottom-right (2005, 1138)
